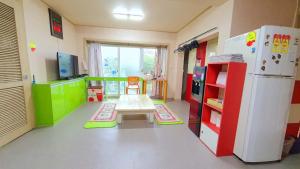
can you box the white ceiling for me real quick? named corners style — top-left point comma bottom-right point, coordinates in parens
top-left (42, 0), bottom-right (227, 33)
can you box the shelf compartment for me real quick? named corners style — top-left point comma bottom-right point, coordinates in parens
top-left (206, 83), bottom-right (226, 88)
top-left (204, 102), bottom-right (223, 113)
top-left (202, 121), bottom-right (220, 134)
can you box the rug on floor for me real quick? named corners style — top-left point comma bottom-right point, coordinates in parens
top-left (84, 103), bottom-right (117, 128)
top-left (154, 104), bottom-right (184, 125)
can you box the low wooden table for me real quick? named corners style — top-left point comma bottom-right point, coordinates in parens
top-left (115, 95), bottom-right (156, 124)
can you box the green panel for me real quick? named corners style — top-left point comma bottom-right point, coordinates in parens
top-left (51, 84), bottom-right (65, 123)
top-left (85, 76), bottom-right (145, 95)
top-left (85, 76), bottom-right (144, 81)
top-left (84, 121), bottom-right (117, 128)
top-left (32, 84), bottom-right (53, 127)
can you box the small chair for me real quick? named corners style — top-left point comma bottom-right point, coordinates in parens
top-left (125, 76), bottom-right (140, 94)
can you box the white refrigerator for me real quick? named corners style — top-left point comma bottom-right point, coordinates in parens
top-left (224, 25), bottom-right (300, 162)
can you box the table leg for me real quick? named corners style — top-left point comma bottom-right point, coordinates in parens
top-left (159, 81), bottom-right (163, 97)
top-left (163, 80), bottom-right (168, 102)
top-left (143, 80), bottom-right (147, 94)
top-left (117, 113), bottom-right (122, 124)
top-left (149, 112), bottom-right (154, 123)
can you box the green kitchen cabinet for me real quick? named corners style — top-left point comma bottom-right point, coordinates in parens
top-left (32, 78), bottom-right (86, 127)
top-left (51, 84), bottom-right (65, 123)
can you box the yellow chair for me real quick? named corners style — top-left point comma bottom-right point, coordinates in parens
top-left (125, 76), bottom-right (140, 94)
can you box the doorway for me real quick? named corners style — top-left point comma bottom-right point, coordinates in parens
top-left (181, 50), bottom-right (189, 99)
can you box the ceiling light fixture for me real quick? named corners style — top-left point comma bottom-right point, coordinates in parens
top-left (113, 8), bottom-right (144, 21)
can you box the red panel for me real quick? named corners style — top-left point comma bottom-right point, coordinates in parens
top-left (189, 98), bottom-right (199, 115)
top-left (196, 42), bottom-right (207, 66)
top-left (185, 74), bottom-right (193, 102)
top-left (286, 123), bottom-right (300, 138)
top-left (185, 41), bottom-right (207, 103)
top-left (291, 80), bottom-right (300, 104)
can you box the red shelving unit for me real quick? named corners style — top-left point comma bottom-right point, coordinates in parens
top-left (200, 62), bottom-right (246, 156)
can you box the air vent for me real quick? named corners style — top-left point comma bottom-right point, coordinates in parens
top-left (0, 2), bottom-right (27, 139)
top-left (0, 2), bottom-right (22, 84)
top-left (0, 86), bottom-right (27, 137)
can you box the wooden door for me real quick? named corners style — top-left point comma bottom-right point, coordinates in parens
top-left (0, 0), bottom-right (33, 147)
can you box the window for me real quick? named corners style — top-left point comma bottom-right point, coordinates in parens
top-left (101, 46), bottom-right (119, 95)
top-left (90, 43), bottom-right (165, 96)
top-left (120, 47), bottom-right (142, 77)
top-left (143, 48), bottom-right (156, 74)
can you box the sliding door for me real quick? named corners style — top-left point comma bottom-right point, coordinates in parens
top-left (99, 45), bottom-right (158, 96)
top-left (0, 0), bottom-right (33, 147)
top-left (119, 47), bottom-right (142, 94)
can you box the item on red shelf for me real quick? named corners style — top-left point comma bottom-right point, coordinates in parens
top-left (88, 86), bottom-right (103, 102)
top-left (210, 110), bottom-right (221, 127)
top-left (216, 72), bottom-right (227, 86)
top-left (207, 98), bottom-right (223, 110)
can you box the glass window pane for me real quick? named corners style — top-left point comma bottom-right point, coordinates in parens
top-left (143, 48), bottom-right (156, 96)
top-left (101, 46), bottom-right (119, 95)
top-left (120, 47), bottom-right (141, 77)
top-left (143, 48), bottom-right (156, 74)
top-left (104, 81), bottom-right (119, 96)
top-left (101, 46), bottom-right (119, 77)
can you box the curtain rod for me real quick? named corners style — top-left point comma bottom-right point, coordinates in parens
top-left (87, 40), bottom-right (167, 48)
top-left (174, 27), bottom-right (218, 53)
top-left (179, 27), bottom-right (218, 46)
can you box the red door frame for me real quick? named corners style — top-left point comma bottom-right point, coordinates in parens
top-left (185, 42), bottom-right (207, 102)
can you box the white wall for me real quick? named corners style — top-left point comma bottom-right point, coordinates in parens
top-left (174, 0), bottom-right (234, 99)
top-left (22, 0), bottom-right (78, 82)
top-left (205, 38), bottom-right (218, 65)
top-left (75, 26), bottom-right (177, 98)
top-left (230, 0), bottom-right (298, 37)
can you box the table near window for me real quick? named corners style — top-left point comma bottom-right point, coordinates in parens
top-left (142, 78), bottom-right (168, 102)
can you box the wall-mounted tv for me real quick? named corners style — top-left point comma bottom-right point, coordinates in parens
top-left (57, 52), bottom-right (79, 80)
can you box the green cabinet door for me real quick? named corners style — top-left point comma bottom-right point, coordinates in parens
top-left (63, 82), bottom-right (74, 114)
top-left (74, 80), bottom-right (81, 107)
top-left (78, 79), bottom-right (87, 104)
top-left (51, 84), bottom-right (65, 123)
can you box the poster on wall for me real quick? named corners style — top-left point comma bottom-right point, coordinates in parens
top-left (48, 8), bottom-right (63, 39)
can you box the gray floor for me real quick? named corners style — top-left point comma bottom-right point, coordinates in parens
top-left (0, 100), bottom-right (299, 169)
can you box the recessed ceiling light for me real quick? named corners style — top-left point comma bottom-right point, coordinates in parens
top-left (113, 7), bottom-right (144, 21)
top-left (113, 13), bottom-right (128, 20)
top-left (129, 14), bottom-right (144, 21)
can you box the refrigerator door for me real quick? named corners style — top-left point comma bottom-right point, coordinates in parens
top-left (255, 26), bottom-right (300, 76)
top-left (242, 75), bottom-right (294, 162)
top-left (224, 29), bottom-right (260, 74)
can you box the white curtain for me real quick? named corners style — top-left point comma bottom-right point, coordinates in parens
top-left (152, 47), bottom-right (168, 96)
top-left (88, 43), bottom-right (103, 77)
top-left (88, 43), bottom-right (103, 86)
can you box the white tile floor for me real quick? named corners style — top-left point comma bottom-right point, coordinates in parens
top-left (0, 100), bottom-right (299, 169)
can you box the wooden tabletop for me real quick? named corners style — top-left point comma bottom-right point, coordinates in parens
top-left (115, 95), bottom-right (155, 112)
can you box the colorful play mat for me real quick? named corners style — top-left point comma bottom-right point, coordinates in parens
top-left (84, 102), bottom-right (183, 128)
top-left (154, 104), bottom-right (183, 125)
top-left (84, 103), bottom-right (117, 128)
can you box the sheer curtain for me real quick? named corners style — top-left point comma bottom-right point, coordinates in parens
top-left (152, 47), bottom-right (168, 96)
top-left (88, 43), bottom-right (103, 77)
top-left (88, 43), bottom-right (103, 86)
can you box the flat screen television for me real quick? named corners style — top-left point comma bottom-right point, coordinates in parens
top-left (57, 52), bottom-right (79, 80)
